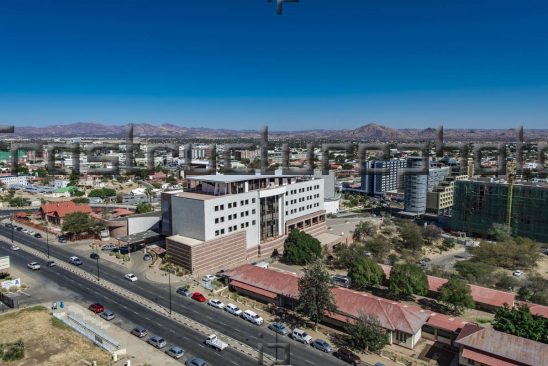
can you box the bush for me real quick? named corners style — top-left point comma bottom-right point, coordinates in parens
top-left (470, 237), bottom-right (540, 269)
top-left (8, 286), bottom-right (18, 293)
top-left (283, 230), bottom-right (322, 265)
top-left (0, 339), bottom-right (25, 361)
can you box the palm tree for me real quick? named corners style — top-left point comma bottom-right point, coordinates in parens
top-left (145, 187), bottom-right (154, 203)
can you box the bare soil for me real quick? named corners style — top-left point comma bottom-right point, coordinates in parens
top-left (0, 306), bottom-right (111, 366)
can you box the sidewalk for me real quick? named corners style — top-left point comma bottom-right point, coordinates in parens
top-left (52, 301), bottom-right (182, 366)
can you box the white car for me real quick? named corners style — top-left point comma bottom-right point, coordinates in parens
top-left (225, 303), bottom-right (242, 316)
top-left (124, 273), bottom-right (138, 282)
top-left (11, 245), bottom-right (20, 251)
top-left (241, 310), bottom-right (264, 325)
top-left (27, 262), bottom-right (41, 270)
top-left (513, 270), bottom-right (524, 277)
top-left (22, 229), bottom-right (29, 234)
top-left (207, 299), bottom-right (225, 309)
top-left (202, 274), bottom-right (216, 282)
top-left (28, 231), bottom-right (36, 236)
top-left (292, 328), bottom-right (312, 344)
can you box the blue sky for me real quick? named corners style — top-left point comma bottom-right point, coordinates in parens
top-left (0, 0), bottom-right (547, 130)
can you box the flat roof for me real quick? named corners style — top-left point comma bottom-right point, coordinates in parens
top-left (118, 230), bottom-right (160, 244)
top-left (187, 174), bottom-right (308, 183)
top-left (167, 234), bottom-right (204, 246)
top-left (174, 191), bottom-right (218, 200)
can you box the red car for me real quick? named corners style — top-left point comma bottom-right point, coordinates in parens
top-left (191, 292), bottom-right (206, 302)
top-left (88, 303), bottom-right (105, 313)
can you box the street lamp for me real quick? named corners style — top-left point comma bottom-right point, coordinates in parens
top-left (96, 255), bottom-right (100, 282)
top-left (45, 220), bottom-right (50, 259)
top-left (165, 254), bottom-right (173, 315)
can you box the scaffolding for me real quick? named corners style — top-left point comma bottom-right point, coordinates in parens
top-left (452, 180), bottom-right (548, 243)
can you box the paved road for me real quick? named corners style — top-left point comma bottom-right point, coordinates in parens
top-left (0, 225), bottom-right (346, 366)
top-left (0, 244), bottom-right (256, 366)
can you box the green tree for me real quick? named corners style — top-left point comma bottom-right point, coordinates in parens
top-left (438, 278), bottom-right (475, 314)
top-left (398, 222), bottom-right (424, 252)
top-left (136, 202), bottom-right (153, 214)
top-left (495, 274), bottom-right (521, 292)
top-left (470, 238), bottom-right (540, 269)
top-left (331, 243), bottom-right (370, 269)
top-left (488, 223), bottom-right (512, 242)
top-left (283, 230), bottom-right (322, 265)
top-left (352, 220), bottom-right (376, 242)
top-left (88, 188), bottom-right (116, 199)
top-left (62, 212), bottom-right (104, 237)
top-left (422, 225), bottom-right (442, 244)
top-left (348, 257), bottom-right (385, 289)
top-left (518, 276), bottom-right (548, 305)
top-left (71, 197), bottom-right (90, 204)
top-left (9, 197), bottom-right (30, 207)
top-left (68, 172), bottom-right (80, 186)
top-left (296, 260), bottom-right (337, 329)
top-left (364, 235), bottom-right (393, 260)
top-left (493, 304), bottom-right (547, 343)
top-left (389, 263), bottom-right (429, 298)
top-left (145, 187), bottom-right (154, 203)
top-left (345, 312), bottom-right (389, 352)
top-left (454, 261), bottom-right (496, 287)
top-left (70, 189), bottom-right (85, 197)
top-left (166, 175), bottom-right (177, 184)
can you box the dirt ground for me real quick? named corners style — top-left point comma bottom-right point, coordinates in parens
top-left (0, 306), bottom-right (111, 366)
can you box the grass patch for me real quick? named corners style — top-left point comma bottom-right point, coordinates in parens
top-left (51, 317), bottom-right (71, 330)
top-left (0, 339), bottom-right (25, 361)
top-left (21, 305), bottom-right (48, 313)
top-left (476, 318), bottom-right (491, 324)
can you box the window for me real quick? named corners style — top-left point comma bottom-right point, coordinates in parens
top-left (241, 223), bottom-right (245, 229)
top-left (240, 212), bottom-right (244, 217)
top-left (228, 203), bottom-right (232, 209)
top-left (215, 205), bottom-right (219, 212)
top-left (220, 217), bottom-right (224, 222)
top-left (252, 220), bottom-right (256, 225)
top-left (215, 230), bottom-right (219, 236)
top-left (240, 200), bottom-right (244, 206)
top-left (245, 222), bottom-right (249, 227)
top-left (233, 225), bottom-right (237, 231)
top-left (220, 228), bottom-right (225, 234)
top-left (220, 204), bottom-right (224, 210)
top-left (245, 199), bottom-right (249, 204)
top-left (215, 218), bottom-right (219, 224)
top-left (252, 209), bottom-right (255, 214)
top-left (252, 198), bottom-right (255, 203)
top-left (233, 202), bottom-right (237, 207)
top-left (228, 226), bottom-right (233, 232)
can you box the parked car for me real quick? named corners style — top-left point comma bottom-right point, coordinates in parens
top-left (332, 275), bottom-right (351, 288)
top-left (100, 310), bottom-right (115, 321)
top-left (225, 303), bottom-right (242, 316)
top-left (202, 274), bottom-right (216, 282)
top-left (124, 273), bottom-right (138, 282)
top-left (207, 299), bottom-right (225, 309)
top-left (69, 256), bottom-right (83, 265)
top-left (143, 253), bottom-right (152, 261)
top-left (22, 229), bottom-right (29, 234)
top-left (34, 233), bottom-right (42, 238)
top-left (176, 287), bottom-right (192, 297)
top-left (131, 326), bottom-right (148, 338)
top-left (58, 236), bottom-right (67, 243)
top-left (90, 253), bottom-right (100, 260)
top-left (204, 334), bottom-right (227, 351)
top-left (334, 347), bottom-right (361, 365)
top-left (241, 310), bottom-right (263, 325)
top-left (101, 244), bottom-right (116, 251)
top-left (27, 262), bottom-right (41, 270)
top-left (46, 260), bottom-right (56, 267)
top-left (28, 231), bottom-right (36, 236)
top-left (165, 345), bottom-right (185, 359)
top-left (291, 328), bottom-right (312, 344)
top-left (88, 303), bottom-right (105, 313)
top-left (311, 339), bottom-right (332, 353)
top-left (192, 292), bottom-right (206, 302)
top-left (185, 357), bottom-right (207, 366)
top-left (513, 270), bottom-right (524, 277)
top-left (15, 226), bottom-right (23, 231)
top-left (119, 246), bottom-right (130, 254)
top-left (147, 335), bottom-right (167, 349)
top-left (4, 223), bottom-right (12, 228)
top-left (268, 322), bottom-right (289, 335)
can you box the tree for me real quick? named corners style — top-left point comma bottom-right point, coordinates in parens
top-left (145, 187), bottom-right (154, 203)
top-left (283, 230), bottom-right (322, 265)
top-left (440, 238), bottom-right (455, 252)
top-left (71, 197), bottom-right (90, 204)
top-left (422, 225), bottom-right (442, 244)
top-left (166, 175), bottom-right (177, 185)
top-left (9, 197), bottom-right (30, 207)
top-left (136, 202), bottom-right (153, 214)
top-left (296, 260), bottom-right (337, 329)
top-left (345, 312), bottom-right (389, 352)
top-left (389, 264), bottom-right (429, 298)
top-left (518, 276), bottom-right (548, 305)
top-left (438, 278), bottom-right (475, 314)
top-left (493, 304), bottom-right (547, 344)
top-left (488, 223), bottom-right (512, 242)
top-left (470, 238), bottom-right (540, 269)
top-left (88, 188), bottom-right (116, 199)
top-left (68, 172), bottom-right (80, 186)
top-left (62, 212), bottom-right (104, 237)
top-left (70, 189), bottom-right (85, 197)
top-left (352, 220), bottom-right (376, 242)
top-left (454, 261), bottom-right (497, 287)
top-left (398, 222), bottom-right (424, 252)
top-left (364, 235), bottom-right (393, 260)
top-left (495, 274), bottom-right (520, 292)
top-left (348, 257), bottom-right (385, 289)
top-left (331, 243), bottom-right (370, 269)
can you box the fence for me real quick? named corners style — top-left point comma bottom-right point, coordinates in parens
top-left (53, 312), bottom-right (120, 353)
top-left (0, 291), bottom-right (17, 308)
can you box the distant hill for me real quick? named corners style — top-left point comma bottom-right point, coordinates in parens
top-left (7, 122), bottom-right (548, 141)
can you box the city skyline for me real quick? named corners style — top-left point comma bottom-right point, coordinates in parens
top-left (1, 1), bottom-right (548, 129)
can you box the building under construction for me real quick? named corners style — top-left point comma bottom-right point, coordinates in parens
top-left (451, 180), bottom-right (548, 243)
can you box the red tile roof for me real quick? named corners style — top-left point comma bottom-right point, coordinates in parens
top-left (41, 201), bottom-right (92, 218)
top-left (461, 348), bottom-right (518, 366)
top-left (456, 323), bottom-right (548, 366)
top-left (426, 313), bottom-right (468, 332)
top-left (380, 264), bottom-right (515, 308)
top-left (230, 280), bottom-right (277, 300)
top-left (226, 264), bottom-right (429, 334)
top-left (517, 301), bottom-right (548, 319)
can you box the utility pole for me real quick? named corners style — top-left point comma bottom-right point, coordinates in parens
top-left (10, 216), bottom-right (14, 246)
top-left (165, 254), bottom-right (172, 315)
top-left (96, 256), bottom-right (100, 282)
top-left (45, 220), bottom-right (50, 259)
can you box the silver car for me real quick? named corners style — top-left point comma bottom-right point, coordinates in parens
top-left (165, 345), bottom-right (184, 359)
top-left (147, 335), bottom-right (167, 349)
top-left (100, 310), bottom-right (115, 321)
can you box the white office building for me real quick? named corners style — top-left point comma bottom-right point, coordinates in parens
top-left (0, 175), bottom-right (29, 187)
top-left (163, 174), bottom-right (326, 274)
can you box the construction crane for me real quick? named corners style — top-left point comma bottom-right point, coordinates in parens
top-left (506, 160), bottom-right (517, 228)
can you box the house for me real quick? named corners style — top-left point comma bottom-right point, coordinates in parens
top-left (455, 323), bottom-right (548, 366)
top-left (40, 201), bottom-right (93, 225)
top-left (149, 171), bottom-right (167, 181)
top-left (225, 264), bottom-right (431, 349)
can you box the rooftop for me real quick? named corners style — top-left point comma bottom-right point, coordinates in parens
top-left (187, 174), bottom-right (313, 183)
top-left (167, 234), bottom-right (204, 247)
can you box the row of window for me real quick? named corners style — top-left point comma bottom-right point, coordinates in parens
top-left (214, 209), bottom-right (256, 224)
top-left (285, 184), bottom-right (320, 196)
top-left (214, 220), bottom-right (256, 236)
top-left (286, 194), bottom-right (320, 205)
top-left (215, 198), bottom-right (256, 211)
top-left (286, 202), bottom-right (320, 215)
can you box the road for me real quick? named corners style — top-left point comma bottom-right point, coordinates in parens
top-left (0, 224), bottom-right (347, 366)
top-left (0, 244), bottom-right (255, 366)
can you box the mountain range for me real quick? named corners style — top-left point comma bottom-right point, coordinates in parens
top-left (5, 122), bottom-right (547, 141)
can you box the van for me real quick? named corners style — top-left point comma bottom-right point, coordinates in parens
top-left (291, 328), bottom-right (312, 344)
top-left (332, 275), bottom-right (351, 288)
top-left (241, 310), bottom-right (263, 325)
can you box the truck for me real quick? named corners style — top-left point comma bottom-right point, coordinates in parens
top-left (205, 334), bottom-right (228, 351)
